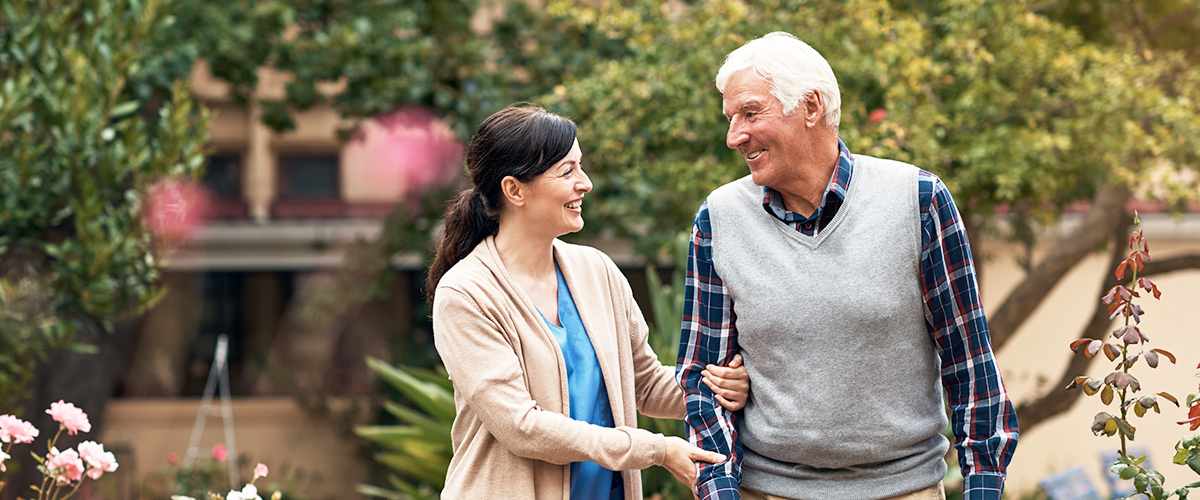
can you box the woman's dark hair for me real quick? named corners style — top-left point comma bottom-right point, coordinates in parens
top-left (425, 104), bottom-right (578, 300)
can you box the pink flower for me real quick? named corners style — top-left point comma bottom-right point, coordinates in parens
top-left (253, 463), bottom-right (269, 480)
top-left (357, 107), bottom-right (463, 198)
top-left (0, 414), bottom-right (39, 444)
top-left (78, 441), bottom-right (118, 479)
top-left (868, 108), bottom-right (888, 124)
top-left (167, 452), bottom-right (180, 465)
top-left (46, 401), bottom-right (91, 435)
top-left (211, 443), bottom-right (227, 462)
top-left (143, 179), bottom-right (210, 243)
top-left (46, 448), bottom-right (85, 484)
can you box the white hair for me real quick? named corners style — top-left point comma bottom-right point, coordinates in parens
top-left (715, 32), bottom-right (841, 129)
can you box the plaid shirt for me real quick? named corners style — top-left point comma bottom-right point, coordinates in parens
top-left (676, 141), bottom-right (1019, 500)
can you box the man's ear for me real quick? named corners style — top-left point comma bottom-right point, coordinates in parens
top-left (803, 91), bottom-right (825, 128)
top-left (500, 175), bottom-right (526, 208)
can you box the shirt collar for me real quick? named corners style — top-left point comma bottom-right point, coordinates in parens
top-left (762, 139), bottom-right (854, 222)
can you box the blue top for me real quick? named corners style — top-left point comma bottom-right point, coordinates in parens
top-left (538, 261), bottom-right (623, 500)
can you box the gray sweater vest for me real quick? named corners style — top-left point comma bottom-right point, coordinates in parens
top-left (708, 155), bottom-right (948, 499)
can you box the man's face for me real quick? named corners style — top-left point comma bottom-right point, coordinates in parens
top-left (722, 69), bottom-right (812, 189)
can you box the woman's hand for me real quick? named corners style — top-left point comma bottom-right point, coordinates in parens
top-left (702, 353), bottom-right (750, 411)
top-left (662, 436), bottom-right (726, 490)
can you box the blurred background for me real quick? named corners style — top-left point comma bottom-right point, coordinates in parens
top-left (2, 0), bottom-right (1200, 499)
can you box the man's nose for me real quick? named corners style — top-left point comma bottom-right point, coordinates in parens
top-left (727, 120), bottom-right (747, 149)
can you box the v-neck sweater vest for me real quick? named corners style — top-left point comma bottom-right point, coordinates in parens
top-left (707, 155), bottom-right (948, 499)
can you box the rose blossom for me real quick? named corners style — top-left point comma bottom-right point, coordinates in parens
top-left (253, 463), bottom-right (268, 480)
top-left (211, 442), bottom-right (227, 462)
top-left (78, 440), bottom-right (119, 479)
top-left (226, 483), bottom-right (262, 500)
top-left (0, 414), bottom-right (39, 443)
top-left (46, 400), bottom-right (91, 435)
top-left (46, 448), bottom-right (85, 484)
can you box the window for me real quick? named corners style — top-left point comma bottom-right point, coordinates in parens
top-left (278, 155), bottom-right (340, 199)
top-left (202, 154), bottom-right (242, 199)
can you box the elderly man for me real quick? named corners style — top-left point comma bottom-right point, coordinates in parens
top-left (676, 32), bottom-right (1018, 500)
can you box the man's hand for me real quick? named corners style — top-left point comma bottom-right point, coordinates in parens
top-left (703, 353), bottom-right (750, 411)
top-left (663, 436), bottom-right (726, 491)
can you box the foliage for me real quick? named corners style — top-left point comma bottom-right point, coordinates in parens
top-left (542, 0), bottom-right (1200, 258)
top-left (355, 357), bottom-right (454, 500)
top-left (638, 236), bottom-right (695, 499)
top-left (1065, 215), bottom-right (1200, 500)
top-left (0, 0), bottom-right (210, 411)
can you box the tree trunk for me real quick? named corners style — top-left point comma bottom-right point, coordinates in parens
top-left (989, 185), bottom-right (1132, 350)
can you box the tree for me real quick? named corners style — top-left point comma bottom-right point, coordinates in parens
top-left (538, 0), bottom-right (1200, 433)
top-left (0, 0), bottom-right (209, 494)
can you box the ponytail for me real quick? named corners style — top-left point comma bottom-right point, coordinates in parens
top-left (426, 188), bottom-right (498, 301)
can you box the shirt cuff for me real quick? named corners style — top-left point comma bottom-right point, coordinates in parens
top-left (697, 475), bottom-right (741, 500)
top-left (963, 473), bottom-right (1005, 500)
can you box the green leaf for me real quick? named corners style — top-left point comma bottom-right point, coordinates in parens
top-left (366, 356), bottom-right (456, 422)
top-left (1119, 465), bottom-right (1139, 480)
top-left (1187, 449), bottom-right (1200, 475)
top-left (109, 100), bottom-right (139, 117)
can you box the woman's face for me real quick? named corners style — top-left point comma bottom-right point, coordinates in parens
top-left (523, 139), bottom-right (592, 237)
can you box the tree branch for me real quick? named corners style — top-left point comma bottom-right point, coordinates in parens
top-left (990, 185), bottom-right (1131, 350)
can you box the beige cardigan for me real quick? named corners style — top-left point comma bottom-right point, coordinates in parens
top-left (432, 237), bottom-right (686, 500)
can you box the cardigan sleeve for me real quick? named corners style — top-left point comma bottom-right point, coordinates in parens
top-left (432, 286), bottom-right (668, 470)
top-left (604, 255), bottom-right (686, 420)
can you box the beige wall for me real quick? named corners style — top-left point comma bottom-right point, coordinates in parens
top-left (101, 398), bottom-right (366, 500)
top-left (984, 232), bottom-right (1200, 497)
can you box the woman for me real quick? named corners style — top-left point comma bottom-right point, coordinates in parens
top-left (426, 104), bottom-right (749, 500)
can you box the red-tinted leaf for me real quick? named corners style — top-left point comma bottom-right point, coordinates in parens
top-left (1179, 406), bottom-right (1200, 431)
top-left (1151, 348), bottom-right (1176, 364)
top-left (1157, 392), bottom-right (1179, 405)
top-left (1103, 286), bottom-right (1121, 305)
top-left (1144, 349), bottom-right (1159, 368)
top-left (1124, 352), bottom-right (1140, 369)
top-left (1138, 277), bottom-right (1162, 299)
top-left (1129, 232), bottom-right (1137, 250)
top-left (1093, 412), bottom-right (1114, 434)
top-left (1129, 374), bottom-right (1141, 392)
top-left (1070, 339), bottom-right (1093, 352)
top-left (1085, 377), bottom-right (1104, 395)
top-left (1115, 261), bottom-right (1128, 280)
top-left (1086, 340), bottom-right (1103, 358)
top-left (1066, 376), bottom-right (1090, 390)
top-left (1105, 372), bottom-right (1133, 390)
top-left (1118, 285), bottom-right (1132, 301)
top-left (1133, 252), bottom-right (1146, 272)
top-left (1104, 343), bottom-right (1121, 362)
top-left (1130, 304), bottom-right (1143, 323)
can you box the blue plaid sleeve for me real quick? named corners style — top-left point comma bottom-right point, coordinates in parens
top-left (919, 172), bottom-right (1020, 500)
top-left (676, 201), bottom-right (742, 500)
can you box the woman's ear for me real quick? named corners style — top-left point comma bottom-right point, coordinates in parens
top-left (500, 175), bottom-right (526, 208)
